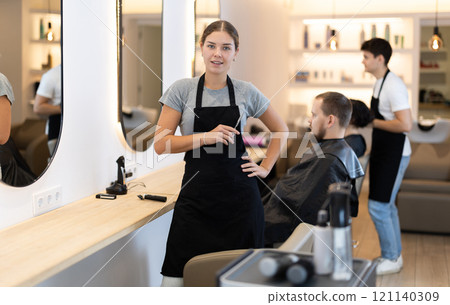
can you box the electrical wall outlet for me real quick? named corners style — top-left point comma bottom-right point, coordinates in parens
top-left (33, 185), bottom-right (62, 216)
top-left (125, 162), bottom-right (137, 182)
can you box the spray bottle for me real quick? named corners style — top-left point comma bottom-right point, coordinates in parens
top-left (329, 182), bottom-right (353, 281)
top-left (313, 209), bottom-right (333, 275)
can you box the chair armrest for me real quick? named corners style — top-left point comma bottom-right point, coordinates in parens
top-left (183, 223), bottom-right (316, 286)
top-left (355, 154), bottom-right (370, 197)
top-left (277, 222), bottom-right (314, 253)
top-left (183, 249), bottom-right (248, 287)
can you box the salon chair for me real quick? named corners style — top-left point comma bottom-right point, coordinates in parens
top-left (397, 119), bottom-right (450, 233)
top-left (183, 222), bottom-right (314, 287)
top-left (10, 118), bottom-right (49, 176)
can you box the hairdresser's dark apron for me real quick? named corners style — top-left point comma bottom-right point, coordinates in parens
top-left (369, 70), bottom-right (405, 203)
top-left (161, 74), bottom-right (264, 277)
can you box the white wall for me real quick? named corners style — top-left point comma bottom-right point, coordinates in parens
top-left (0, 0), bottom-right (192, 286)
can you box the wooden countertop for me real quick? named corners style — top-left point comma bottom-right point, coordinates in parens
top-left (0, 161), bottom-right (185, 287)
top-left (0, 147), bottom-right (266, 286)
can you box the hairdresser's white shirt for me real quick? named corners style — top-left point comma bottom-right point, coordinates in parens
top-left (373, 71), bottom-right (411, 156)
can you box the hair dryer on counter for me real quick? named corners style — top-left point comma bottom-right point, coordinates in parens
top-left (106, 156), bottom-right (127, 195)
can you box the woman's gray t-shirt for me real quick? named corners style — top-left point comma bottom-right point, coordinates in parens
top-left (0, 73), bottom-right (15, 104)
top-left (159, 77), bottom-right (269, 135)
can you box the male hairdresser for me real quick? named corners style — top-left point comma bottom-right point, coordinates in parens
top-left (361, 38), bottom-right (412, 275)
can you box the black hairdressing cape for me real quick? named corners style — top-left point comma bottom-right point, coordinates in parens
top-left (0, 138), bottom-right (36, 186)
top-left (263, 138), bottom-right (364, 245)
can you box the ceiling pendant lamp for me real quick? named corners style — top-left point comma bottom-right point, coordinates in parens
top-left (46, 0), bottom-right (54, 41)
top-left (329, 0), bottom-right (338, 51)
top-left (46, 22), bottom-right (54, 41)
top-left (330, 29), bottom-right (338, 51)
top-left (429, 0), bottom-right (443, 52)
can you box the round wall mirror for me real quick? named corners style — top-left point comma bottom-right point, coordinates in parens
top-left (0, 0), bottom-right (62, 187)
top-left (118, 0), bottom-right (163, 152)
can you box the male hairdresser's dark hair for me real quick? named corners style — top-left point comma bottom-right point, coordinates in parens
top-left (316, 91), bottom-right (352, 128)
top-left (349, 99), bottom-right (373, 128)
top-left (361, 38), bottom-right (392, 66)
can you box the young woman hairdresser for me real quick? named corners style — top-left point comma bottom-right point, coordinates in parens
top-left (155, 20), bottom-right (288, 286)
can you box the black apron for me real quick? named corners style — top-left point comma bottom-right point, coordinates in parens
top-left (161, 74), bottom-right (264, 277)
top-left (48, 114), bottom-right (61, 141)
top-left (369, 70), bottom-right (405, 203)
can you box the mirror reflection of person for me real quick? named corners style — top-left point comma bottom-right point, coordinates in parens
top-left (0, 73), bottom-right (12, 145)
top-left (0, 72), bottom-right (36, 185)
top-left (34, 64), bottom-right (62, 155)
top-left (155, 20), bottom-right (288, 286)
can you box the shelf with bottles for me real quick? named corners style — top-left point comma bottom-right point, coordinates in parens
top-left (288, 86), bottom-right (414, 119)
top-left (289, 15), bottom-right (415, 91)
top-left (289, 53), bottom-right (413, 89)
top-left (29, 9), bottom-right (61, 43)
top-left (290, 15), bottom-right (414, 51)
top-left (27, 7), bottom-right (61, 75)
top-left (288, 14), bottom-right (418, 117)
top-left (290, 48), bottom-right (414, 55)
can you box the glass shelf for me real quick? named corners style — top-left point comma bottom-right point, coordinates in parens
top-left (290, 82), bottom-right (373, 89)
top-left (30, 69), bottom-right (50, 74)
top-left (290, 81), bottom-right (412, 88)
top-left (290, 48), bottom-right (414, 54)
top-left (30, 39), bottom-right (61, 44)
top-left (420, 69), bottom-right (446, 73)
top-left (30, 9), bottom-right (60, 14)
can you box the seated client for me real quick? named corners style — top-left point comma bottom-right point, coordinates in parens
top-left (0, 73), bottom-right (36, 186)
top-left (263, 91), bottom-right (364, 245)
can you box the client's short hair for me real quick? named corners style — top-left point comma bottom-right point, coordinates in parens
top-left (316, 91), bottom-right (352, 128)
top-left (349, 99), bottom-right (373, 128)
